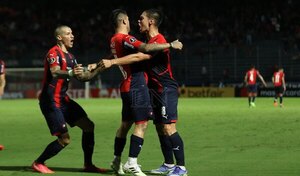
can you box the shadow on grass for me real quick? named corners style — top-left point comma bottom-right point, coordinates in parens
top-left (0, 166), bottom-right (117, 175)
top-left (0, 166), bottom-right (159, 175)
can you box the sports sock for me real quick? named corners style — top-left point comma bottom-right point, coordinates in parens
top-left (114, 137), bottom-right (126, 157)
top-left (158, 135), bottom-right (174, 164)
top-left (82, 132), bottom-right (94, 166)
top-left (129, 135), bottom-right (144, 158)
top-left (274, 95), bottom-right (278, 102)
top-left (36, 140), bottom-right (64, 164)
top-left (127, 157), bottom-right (137, 165)
top-left (252, 96), bottom-right (256, 102)
top-left (248, 97), bottom-right (251, 105)
top-left (280, 96), bottom-right (283, 104)
top-left (169, 132), bottom-right (185, 166)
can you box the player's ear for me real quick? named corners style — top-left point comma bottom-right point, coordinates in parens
top-left (56, 34), bottom-right (62, 40)
top-left (149, 19), bottom-right (155, 25)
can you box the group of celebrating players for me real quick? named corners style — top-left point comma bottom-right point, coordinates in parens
top-left (0, 7), bottom-right (287, 176)
top-left (31, 8), bottom-right (188, 176)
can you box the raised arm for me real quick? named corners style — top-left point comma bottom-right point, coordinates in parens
top-left (98, 52), bottom-right (151, 69)
top-left (138, 39), bottom-right (183, 53)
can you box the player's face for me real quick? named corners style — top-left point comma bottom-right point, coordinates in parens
top-left (138, 12), bottom-right (149, 33)
top-left (59, 27), bottom-right (74, 48)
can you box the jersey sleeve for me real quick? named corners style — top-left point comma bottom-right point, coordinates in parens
top-left (123, 35), bottom-right (143, 49)
top-left (46, 50), bottom-right (60, 68)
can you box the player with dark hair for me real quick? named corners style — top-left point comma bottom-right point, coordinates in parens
top-left (0, 59), bottom-right (5, 97)
top-left (244, 65), bottom-right (267, 107)
top-left (99, 8), bottom-right (186, 176)
top-left (272, 67), bottom-right (286, 107)
top-left (92, 9), bottom-right (182, 176)
top-left (31, 25), bottom-right (106, 174)
top-left (136, 8), bottom-right (188, 176)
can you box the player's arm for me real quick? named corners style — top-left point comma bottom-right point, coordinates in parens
top-left (282, 75), bottom-right (286, 91)
top-left (98, 52), bottom-right (151, 69)
top-left (258, 73), bottom-right (267, 87)
top-left (50, 66), bottom-right (73, 79)
top-left (244, 74), bottom-right (248, 86)
top-left (88, 53), bottom-right (114, 71)
top-left (75, 66), bottom-right (104, 82)
top-left (272, 75), bottom-right (275, 84)
top-left (50, 65), bottom-right (84, 79)
top-left (0, 73), bottom-right (5, 96)
top-left (138, 39), bottom-right (183, 53)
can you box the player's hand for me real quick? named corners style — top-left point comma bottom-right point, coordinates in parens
top-left (88, 63), bottom-right (97, 71)
top-left (73, 64), bottom-right (84, 78)
top-left (170, 39), bottom-right (183, 50)
top-left (98, 59), bottom-right (113, 69)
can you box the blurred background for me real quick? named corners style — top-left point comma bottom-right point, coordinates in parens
top-left (1, 0), bottom-right (300, 98)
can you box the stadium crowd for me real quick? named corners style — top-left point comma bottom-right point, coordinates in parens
top-left (0, 0), bottom-right (300, 67)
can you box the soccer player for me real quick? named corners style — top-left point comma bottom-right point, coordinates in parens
top-left (0, 59), bottom-right (5, 151)
top-left (32, 25), bottom-right (106, 174)
top-left (272, 67), bottom-right (286, 107)
top-left (0, 59), bottom-right (5, 97)
top-left (97, 9), bottom-right (183, 176)
top-left (137, 9), bottom-right (188, 176)
top-left (244, 65), bottom-right (267, 107)
top-left (98, 9), bottom-right (185, 176)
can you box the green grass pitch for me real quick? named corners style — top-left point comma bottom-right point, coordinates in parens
top-left (0, 97), bottom-right (300, 176)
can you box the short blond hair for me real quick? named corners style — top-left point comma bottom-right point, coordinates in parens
top-left (54, 25), bottom-right (70, 38)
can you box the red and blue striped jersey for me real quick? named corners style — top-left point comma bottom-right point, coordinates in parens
top-left (39, 45), bottom-right (77, 107)
top-left (146, 34), bottom-right (178, 92)
top-left (110, 33), bottom-right (147, 92)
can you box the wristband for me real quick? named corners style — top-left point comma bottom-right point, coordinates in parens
top-left (68, 69), bottom-right (74, 77)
